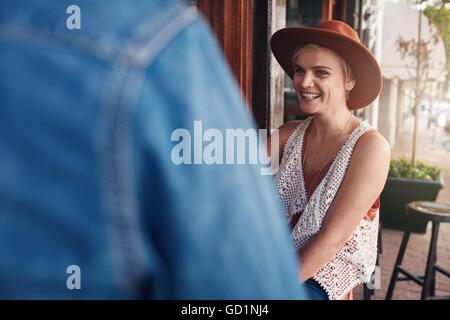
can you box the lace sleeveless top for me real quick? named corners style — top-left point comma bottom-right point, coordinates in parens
top-left (274, 117), bottom-right (379, 300)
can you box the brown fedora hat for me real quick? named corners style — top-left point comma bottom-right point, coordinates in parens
top-left (270, 20), bottom-right (382, 110)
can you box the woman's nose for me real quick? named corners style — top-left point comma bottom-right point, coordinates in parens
top-left (298, 72), bottom-right (314, 88)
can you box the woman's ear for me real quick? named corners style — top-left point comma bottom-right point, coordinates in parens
top-left (346, 78), bottom-right (356, 91)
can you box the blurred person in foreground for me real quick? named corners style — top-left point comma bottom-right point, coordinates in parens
top-left (0, 0), bottom-right (307, 299)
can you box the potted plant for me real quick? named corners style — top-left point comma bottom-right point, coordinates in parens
top-left (380, 157), bottom-right (445, 234)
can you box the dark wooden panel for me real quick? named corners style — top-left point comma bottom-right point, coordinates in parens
top-left (333, 0), bottom-right (347, 21)
top-left (322, 0), bottom-right (347, 21)
top-left (252, 0), bottom-right (269, 129)
top-left (195, 0), bottom-right (253, 111)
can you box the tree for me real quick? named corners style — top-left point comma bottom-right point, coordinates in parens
top-left (396, 0), bottom-right (447, 167)
top-left (424, 1), bottom-right (450, 98)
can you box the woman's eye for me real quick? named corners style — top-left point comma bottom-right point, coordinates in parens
top-left (316, 70), bottom-right (329, 76)
top-left (294, 68), bottom-right (304, 75)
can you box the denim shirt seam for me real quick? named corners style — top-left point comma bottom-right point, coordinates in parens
top-left (96, 5), bottom-right (198, 295)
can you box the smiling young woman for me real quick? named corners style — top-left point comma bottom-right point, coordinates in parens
top-left (268, 20), bottom-right (391, 300)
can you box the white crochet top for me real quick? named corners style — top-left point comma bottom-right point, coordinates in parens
top-left (274, 117), bottom-right (379, 300)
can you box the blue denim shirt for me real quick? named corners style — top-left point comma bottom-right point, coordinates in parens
top-left (0, 0), bottom-right (307, 299)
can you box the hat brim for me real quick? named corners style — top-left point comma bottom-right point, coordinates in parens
top-left (270, 27), bottom-right (382, 110)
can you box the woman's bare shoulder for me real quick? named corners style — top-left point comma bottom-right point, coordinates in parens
top-left (268, 119), bottom-right (306, 158)
top-left (277, 120), bottom-right (304, 139)
top-left (356, 129), bottom-right (391, 156)
top-left (350, 128), bottom-right (391, 175)
top-left (276, 120), bottom-right (304, 151)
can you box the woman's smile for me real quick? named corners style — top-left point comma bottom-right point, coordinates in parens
top-left (299, 91), bottom-right (322, 104)
top-left (300, 92), bottom-right (321, 100)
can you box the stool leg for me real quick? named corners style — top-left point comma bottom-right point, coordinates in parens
top-left (386, 230), bottom-right (411, 300)
top-left (363, 283), bottom-right (370, 300)
top-left (421, 222), bottom-right (440, 300)
top-left (431, 250), bottom-right (436, 298)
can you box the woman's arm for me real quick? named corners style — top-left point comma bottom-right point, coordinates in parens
top-left (298, 131), bottom-right (390, 282)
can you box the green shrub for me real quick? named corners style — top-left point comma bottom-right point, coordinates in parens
top-left (389, 157), bottom-right (444, 181)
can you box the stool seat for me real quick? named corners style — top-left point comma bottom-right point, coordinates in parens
top-left (386, 201), bottom-right (450, 300)
top-left (406, 201), bottom-right (450, 223)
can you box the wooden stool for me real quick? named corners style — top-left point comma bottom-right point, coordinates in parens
top-left (386, 201), bottom-right (450, 300)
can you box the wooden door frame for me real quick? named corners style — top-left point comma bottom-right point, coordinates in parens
top-left (195, 0), bottom-right (254, 112)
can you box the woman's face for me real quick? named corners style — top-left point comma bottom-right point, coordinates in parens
top-left (292, 46), bottom-right (355, 115)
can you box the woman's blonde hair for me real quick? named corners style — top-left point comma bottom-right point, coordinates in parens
top-left (291, 43), bottom-right (355, 99)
